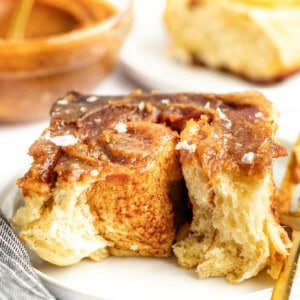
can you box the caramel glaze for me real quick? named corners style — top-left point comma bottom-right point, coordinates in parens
top-left (18, 90), bottom-right (287, 197)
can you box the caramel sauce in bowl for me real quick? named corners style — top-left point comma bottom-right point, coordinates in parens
top-left (0, 0), bottom-right (133, 122)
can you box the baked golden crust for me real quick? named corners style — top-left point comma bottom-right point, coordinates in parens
top-left (14, 90), bottom-right (290, 282)
top-left (19, 90), bottom-right (285, 188)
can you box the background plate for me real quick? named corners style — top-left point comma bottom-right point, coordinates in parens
top-left (121, 0), bottom-right (300, 113)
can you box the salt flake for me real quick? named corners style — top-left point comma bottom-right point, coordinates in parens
top-left (138, 102), bottom-right (145, 111)
top-left (216, 107), bottom-right (232, 129)
top-left (114, 122), bottom-right (127, 133)
top-left (161, 99), bottom-right (170, 105)
top-left (57, 98), bottom-right (68, 105)
top-left (130, 245), bottom-right (139, 251)
top-left (241, 152), bottom-right (255, 164)
top-left (176, 140), bottom-right (196, 153)
top-left (255, 112), bottom-right (263, 118)
top-left (50, 135), bottom-right (78, 147)
top-left (90, 170), bottom-right (99, 177)
top-left (86, 96), bottom-right (98, 103)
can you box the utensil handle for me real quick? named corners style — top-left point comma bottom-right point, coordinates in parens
top-left (6, 0), bottom-right (35, 41)
top-left (271, 230), bottom-right (300, 300)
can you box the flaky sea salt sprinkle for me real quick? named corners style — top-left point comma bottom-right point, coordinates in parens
top-left (130, 245), bottom-right (139, 251)
top-left (204, 102), bottom-right (210, 109)
top-left (90, 169), bottom-right (99, 177)
top-left (138, 101), bottom-right (145, 111)
top-left (86, 96), bottom-right (98, 103)
top-left (176, 140), bottom-right (196, 153)
top-left (114, 122), bottom-right (127, 133)
top-left (50, 135), bottom-right (78, 147)
top-left (57, 98), bottom-right (68, 105)
top-left (216, 107), bottom-right (232, 129)
top-left (161, 99), bottom-right (170, 105)
top-left (241, 152), bottom-right (255, 164)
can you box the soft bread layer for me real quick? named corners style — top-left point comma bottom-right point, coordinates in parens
top-left (164, 0), bottom-right (300, 82)
top-left (13, 182), bottom-right (109, 266)
top-left (173, 119), bottom-right (291, 283)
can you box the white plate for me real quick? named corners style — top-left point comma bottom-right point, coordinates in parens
top-left (1, 136), bottom-right (300, 300)
top-left (121, 1), bottom-right (300, 113)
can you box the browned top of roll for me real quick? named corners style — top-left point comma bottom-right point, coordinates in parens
top-left (18, 90), bottom-right (287, 197)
